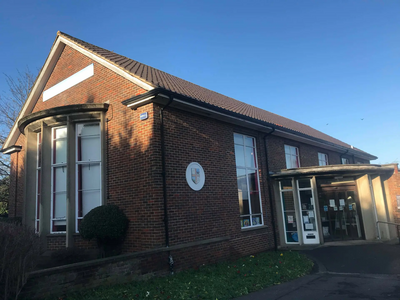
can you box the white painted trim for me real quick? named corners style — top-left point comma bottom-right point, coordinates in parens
top-left (126, 96), bottom-right (155, 107)
top-left (2, 146), bottom-right (21, 154)
top-left (50, 126), bottom-right (68, 234)
top-left (318, 152), bottom-right (329, 166)
top-left (59, 37), bottom-right (154, 91)
top-left (296, 179), bottom-right (320, 245)
top-left (284, 145), bottom-right (300, 169)
top-left (75, 121), bottom-right (102, 233)
top-left (279, 181), bottom-right (299, 244)
top-left (234, 133), bottom-right (264, 228)
top-left (44, 64), bottom-right (94, 101)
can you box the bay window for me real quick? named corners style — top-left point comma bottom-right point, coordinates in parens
top-left (35, 121), bottom-right (102, 234)
top-left (234, 133), bottom-right (263, 228)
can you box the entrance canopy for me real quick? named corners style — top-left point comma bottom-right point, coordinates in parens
top-left (271, 164), bottom-right (396, 247)
top-left (271, 164), bottom-right (394, 179)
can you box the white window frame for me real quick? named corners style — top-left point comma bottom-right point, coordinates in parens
top-left (234, 133), bottom-right (264, 228)
top-left (279, 180), bottom-right (299, 244)
top-left (50, 126), bottom-right (68, 234)
top-left (35, 133), bottom-right (41, 233)
top-left (284, 145), bottom-right (300, 169)
top-left (75, 122), bottom-right (102, 232)
top-left (342, 157), bottom-right (350, 164)
top-left (318, 152), bottom-right (329, 166)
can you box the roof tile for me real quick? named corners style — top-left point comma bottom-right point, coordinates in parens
top-left (57, 31), bottom-right (371, 155)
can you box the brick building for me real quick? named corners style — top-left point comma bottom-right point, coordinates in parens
top-left (2, 32), bottom-right (399, 266)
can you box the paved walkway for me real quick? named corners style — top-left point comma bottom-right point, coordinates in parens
top-left (236, 240), bottom-right (400, 300)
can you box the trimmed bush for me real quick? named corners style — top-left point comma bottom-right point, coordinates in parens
top-left (79, 205), bottom-right (129, 256)
top-left (0, 222), bottom-right (40, 300)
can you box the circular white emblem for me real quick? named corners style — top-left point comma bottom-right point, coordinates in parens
top-left (186, 162), bottom-right (205, 191)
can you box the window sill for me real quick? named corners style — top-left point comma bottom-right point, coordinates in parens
top-left (47, 233), bottom-right (66, 237)
top-left (46, 233), bottom-right (83, 237)
top-left (241, 225), bottom-right (268, 232)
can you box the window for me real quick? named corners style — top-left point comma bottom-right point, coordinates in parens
top-left (39, 122), bottom-right (103, 234)
top-left (51, 127), bottom-right (68, 233)
top-left (234, 133), bottom-right (263, 228)
top-left (35, 133), bottom-right (42, 233)
top-left (279, 179), bottom-right (298, 244)
top-left (397, 195), bottom-right (400, 210)
top-left (342, 157), bottom-right (350, 164)
top-left (285, 145), bottom-right (300, 169)
top-left (318, 153), bottom-right (329, 166)
top-left (76, 123), bottom-right (102, 230)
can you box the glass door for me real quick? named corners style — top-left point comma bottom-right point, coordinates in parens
top-left (318, 185), bottom-right (363, 241)
top-left (297, 178), bottom-right (320, 244)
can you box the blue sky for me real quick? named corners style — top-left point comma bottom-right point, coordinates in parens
top-left (0, 0), bottom-right (399, 163)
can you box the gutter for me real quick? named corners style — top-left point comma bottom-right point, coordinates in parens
top-left (122, 89), bottom-right (376, 161)
top-left (263, 129), bottom-right (278, 251)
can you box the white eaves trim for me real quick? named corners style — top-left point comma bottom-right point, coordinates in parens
top-left (3, 35), bottom-right (154, 149)
top-left (44, 64), bottom-right (94, 101)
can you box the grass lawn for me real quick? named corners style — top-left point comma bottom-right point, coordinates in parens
top-left (54, 251), bottom-right (313, 300)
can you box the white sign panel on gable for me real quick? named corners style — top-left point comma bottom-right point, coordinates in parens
top-left (43, 64), bottom-right (94, 101)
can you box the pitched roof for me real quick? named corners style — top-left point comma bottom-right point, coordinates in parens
top-left (58, 32), bottom-right (365, 154)
top-left (5, 31), bottom-right (374, 159)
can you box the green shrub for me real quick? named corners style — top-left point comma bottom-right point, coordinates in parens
top-left (79, 205), bottom-right (129, 256)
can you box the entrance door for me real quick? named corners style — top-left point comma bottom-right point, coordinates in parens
top-left (297, 179), bottom-right (320, 244)
top-left (318, 184), bottom-right (364, 241)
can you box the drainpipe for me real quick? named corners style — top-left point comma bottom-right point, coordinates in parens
top-left (263, 128), bottom-right (278, 251)
top-left (160, 97), bottom-right (174, 273)
top-left (14, 151), bottom-right (19, 218)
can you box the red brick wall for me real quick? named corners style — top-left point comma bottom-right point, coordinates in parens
top-left (160, 106), bottom-right (277, 255)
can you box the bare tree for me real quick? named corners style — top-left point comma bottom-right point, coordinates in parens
top-left (0, 68), bottom-right (36, 177)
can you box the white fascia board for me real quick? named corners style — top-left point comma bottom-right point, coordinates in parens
top-left (59, 37), bottom-right (154, 91)
top-left (2, 146), bottom-right (22, 155)
top-left (43, 64), bottom-right (94, 101)
top-left (126, 96), bottom-right (155, 107)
